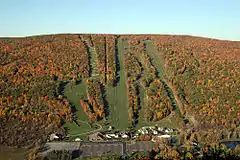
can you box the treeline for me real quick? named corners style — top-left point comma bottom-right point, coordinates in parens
top-left (80, 79), bottom-right (106, 121)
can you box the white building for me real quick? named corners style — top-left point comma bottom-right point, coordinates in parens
top-left (165, 129), bottom-right (170, 133)
top-left (75, 138), bottom-right (82, 141)
top-left (153, 130), bottom-right (158, 135)
top-left (105, 134), bottom-right (119, 139)
top-left (158, 134), bottom-right (171, 138)
top-left (149, 126), bottom-right (155, 130)
top-left (142, 127), bottom-right (147, 130)
top-left (121, 134), bottom-right (129, 139)
top-left (113, 134), bottom-right (119, 138)
top-left (105, 134), bottom-right (112, 139)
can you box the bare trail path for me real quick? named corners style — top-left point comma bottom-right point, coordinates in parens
top-left (68, 123), bottom-right (102, 137)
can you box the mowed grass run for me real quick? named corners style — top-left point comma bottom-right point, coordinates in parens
top-left (63, 82), bottom-right (94, 137)
top-left (144, 40), bottom-right (166, 78)
top-left (106, 40), bottom-right (130, 130)
top-left (64, 82), bottom-right (88, 121)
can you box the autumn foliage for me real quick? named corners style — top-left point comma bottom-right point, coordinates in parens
top-left (80, 79), bottom-right (106, 121)
top-left (1, 34), bottom-right (239, 146)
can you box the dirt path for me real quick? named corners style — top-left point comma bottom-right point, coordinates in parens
top-left (77, 120), bottom-right (91, 128)
top-left (68, 123), bottom-right (103, 137)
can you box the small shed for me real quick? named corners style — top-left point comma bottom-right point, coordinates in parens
top-left (75, 138), bottom-right (82, 141)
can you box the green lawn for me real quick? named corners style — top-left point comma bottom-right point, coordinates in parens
top-left (106, 40), bottom-right (130, 130)
top-left (64, 82), bottom-right (89, 121)
top-left (63, 82), bottom-right (95, 138)
top-left (89, 48), bottom-right (99, 77)
top-left (64, 122), bottom-right (91, 140)
top-left (144, 40), bottom-right (167, 78)
top-left (136, 114), bottom-right (181, 129)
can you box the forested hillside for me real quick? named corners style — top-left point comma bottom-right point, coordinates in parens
top-left (0, 34), bottom-right (239, 147)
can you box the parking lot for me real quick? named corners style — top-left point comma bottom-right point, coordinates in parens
top-left (79, 143), bottom-right (123, 157)
top-left (40, 141), bottom-right (154, 158)
top-left (127, 141), bottom-right (154, 153)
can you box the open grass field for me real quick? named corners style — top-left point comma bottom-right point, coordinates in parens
top-left (64, 82), bottom-right (89, 121)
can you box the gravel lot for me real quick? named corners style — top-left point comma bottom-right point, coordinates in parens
top-left (127, 141), bottom-right (153, 153)
top-left (39, 141), bottom-right (154, 158)
top-left (79, 143), bottom-right (123, 157)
